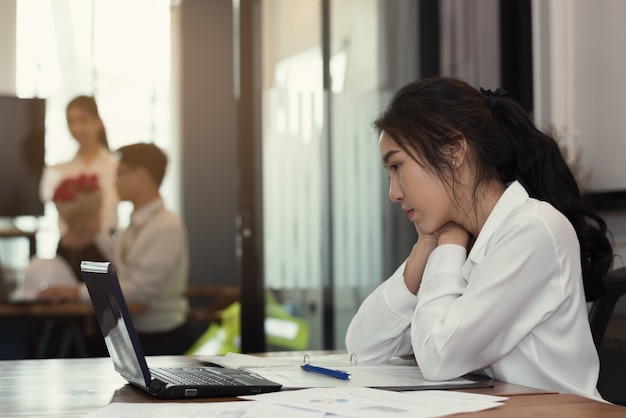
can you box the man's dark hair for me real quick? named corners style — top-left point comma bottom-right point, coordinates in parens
top-left (117, 143), bottom-right (168, 187)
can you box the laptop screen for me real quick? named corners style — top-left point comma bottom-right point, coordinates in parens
top-left (81, 261), bottom-right (151, 388)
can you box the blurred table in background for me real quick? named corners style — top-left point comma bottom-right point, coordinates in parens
top-left (0, 227), bottom-right (37, 257)
top-left (0, 300), bottom-right (143, 358)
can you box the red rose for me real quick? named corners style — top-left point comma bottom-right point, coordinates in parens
top-left (53, 174), bottom-right (102, 233)
top-left (53, 174), bottom-right (101, 202)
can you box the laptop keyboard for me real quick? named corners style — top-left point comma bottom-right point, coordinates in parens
top-left (150, 367), bottom-right (242, 386)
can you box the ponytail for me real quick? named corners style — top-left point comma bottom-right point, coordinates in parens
top-left (484, 89), bottom-right (613, 300)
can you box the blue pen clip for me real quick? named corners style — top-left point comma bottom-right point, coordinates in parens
top-left (301, 363), bottom-right (351, 380)
top-left (302, 364), bottom-right (350, 380)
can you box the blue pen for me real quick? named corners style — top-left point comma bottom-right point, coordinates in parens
top-left (301, 364), bottom-right (351, 380)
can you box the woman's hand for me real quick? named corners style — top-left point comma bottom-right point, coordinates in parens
top-left (403, 226), bottom-right (438, 295)
top-left (403, 222), bottom-right (470, 295)
top-left (434, 222), bottom-right (471, 249)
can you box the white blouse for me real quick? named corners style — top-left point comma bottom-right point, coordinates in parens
top-left (345, 181), bottom-right (602, 400)
top-left (81, 198), bottom-right (190, 334)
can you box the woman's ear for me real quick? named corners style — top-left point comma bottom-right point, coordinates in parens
top-left (447, 136), bottom-right (468, 168)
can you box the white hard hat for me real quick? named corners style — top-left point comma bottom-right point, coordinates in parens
top-left (15, 257), bottom-right (78, 301)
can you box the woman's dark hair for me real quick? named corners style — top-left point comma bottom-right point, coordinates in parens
top-left (374, 76), bottom-right (612, 301)
top-left (66, 95), bottom-right (109, 150)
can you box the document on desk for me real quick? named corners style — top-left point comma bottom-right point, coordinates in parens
top-left (83, 389), bottom-right (506, 418)
top-left (240, 387), bottom-right (508, 418)
top-left (198, 353), bottom-right (491, 391)
top-left (82, 401), bottom-right (325, 418)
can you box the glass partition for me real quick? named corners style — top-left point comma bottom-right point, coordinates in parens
top-left (260, 0), bottom-right (415, 350)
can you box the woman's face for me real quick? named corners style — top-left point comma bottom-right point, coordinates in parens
top-left (379, 131), bottom-right (454, 234)
top-left (66, 105), bottom-right (103, 148)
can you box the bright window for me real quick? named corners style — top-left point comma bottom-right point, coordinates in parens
top-left (14, 0), bottom-right (173, 259)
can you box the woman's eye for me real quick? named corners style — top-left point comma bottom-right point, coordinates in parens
top-left (390, 163), bottom-right (400, 172)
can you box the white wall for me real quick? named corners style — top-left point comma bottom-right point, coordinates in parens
top-left (574, 0), bottom-right (626, 194)
top-left (533, 0), bottom-right (626, 194)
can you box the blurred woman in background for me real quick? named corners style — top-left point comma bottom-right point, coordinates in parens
top-left (38, 95), bottom-right (119, 281)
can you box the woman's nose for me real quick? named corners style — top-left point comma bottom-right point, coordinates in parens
top-left (388, 178), bottom-right (402, 202)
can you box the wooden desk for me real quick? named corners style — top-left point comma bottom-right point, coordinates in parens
top-left (0, 300), bottom-right (98, 317)
top-left (0, 355), bottom-right (624, 417)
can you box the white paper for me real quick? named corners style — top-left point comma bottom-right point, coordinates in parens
top-left (82, 401), bottom-right (325, 418)
top-left (240, 387), bottom-right (507, 418)
top-left (199, 352), bottom-right (297, 369)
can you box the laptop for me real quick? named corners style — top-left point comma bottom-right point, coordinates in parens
top-left (80, 260), bottom-right (282, 399)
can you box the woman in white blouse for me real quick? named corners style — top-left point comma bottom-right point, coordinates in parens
top-left (39, 95), bottom-right (119, 280)
top-left (345, 77), bottom-right (613, 400)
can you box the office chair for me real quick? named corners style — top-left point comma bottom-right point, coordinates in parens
top-left (589, 267), bottom-right (626, 406)
top-left (588, 267), bottom-right (626, 349)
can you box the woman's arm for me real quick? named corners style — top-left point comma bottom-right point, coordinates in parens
top-left (345, 225), bottom-right (439, 362)
top-left (345, 261), bottom-right (417, 362)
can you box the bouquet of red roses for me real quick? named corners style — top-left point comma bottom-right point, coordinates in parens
top-left (53, 174), bottom-right (102, 233)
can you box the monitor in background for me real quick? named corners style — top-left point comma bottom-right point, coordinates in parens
top-left (0, 96), bottom-right (46, 218)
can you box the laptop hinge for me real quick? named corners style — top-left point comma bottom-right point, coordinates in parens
top-left (149, 378), bottom-right (167, 392)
